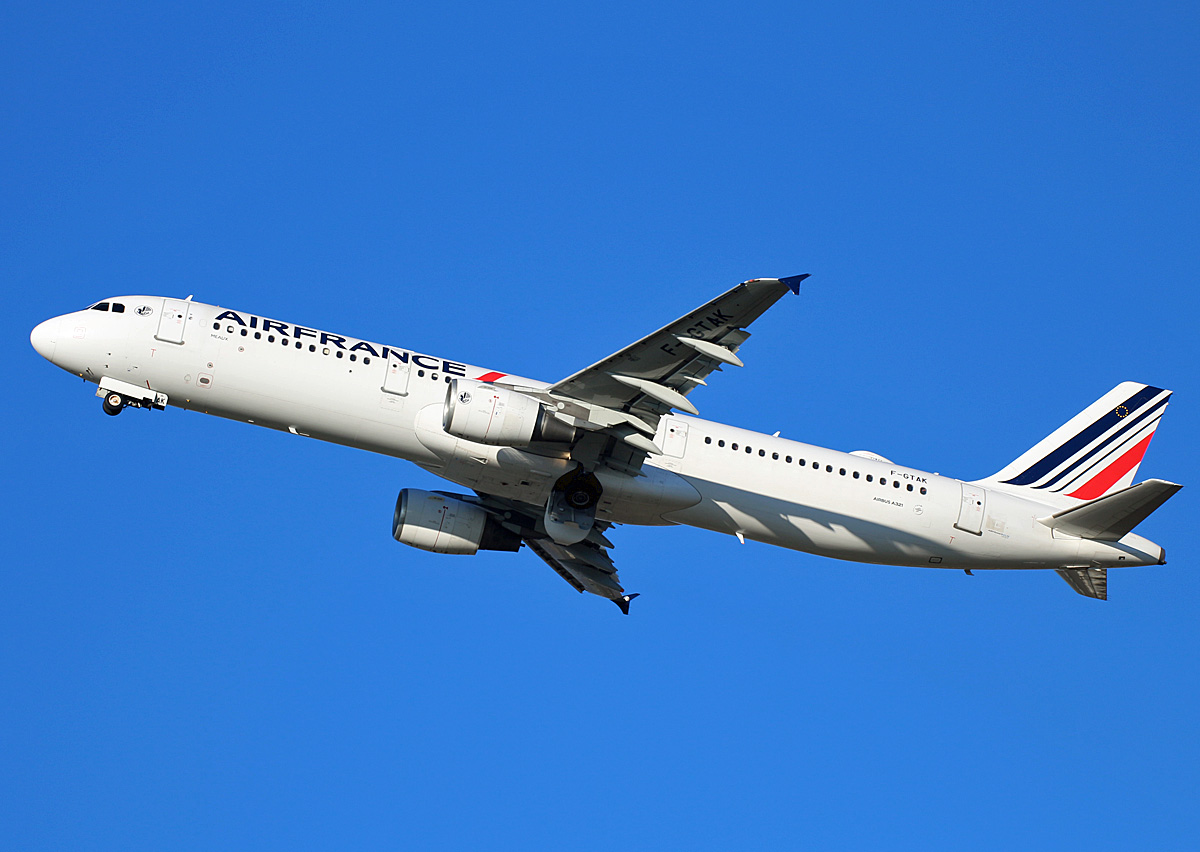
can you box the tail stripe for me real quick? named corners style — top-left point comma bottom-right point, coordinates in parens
top-left (1001, 385), bottom-right (1165, 487)
top-left (1066, 433), bottom-right (1157, 500)
top-left (1050, 413), bottom-right (1165, 494)
top-left (1032, 398), bottom-right (1168, 491)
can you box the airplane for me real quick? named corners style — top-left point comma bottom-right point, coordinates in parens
top-left (29, 276), bottom-right (1180, 611)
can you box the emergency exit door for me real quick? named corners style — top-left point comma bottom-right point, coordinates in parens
top-left (661, 418), bottom-right (689, 458)
top-left (382, 354), bottom-right (411, 396)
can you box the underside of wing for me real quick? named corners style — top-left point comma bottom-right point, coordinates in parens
top-left (1056, 567), bottom-right (1108, 600)
top-left (524, 533), bottom-right (639, 614)
top-left (466, 491), bottom-right (637, 612)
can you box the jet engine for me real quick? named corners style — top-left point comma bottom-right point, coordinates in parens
top-left (392, 489), bottom-right (522, 555)
top-left (442, 378), bottom-right (575, 446)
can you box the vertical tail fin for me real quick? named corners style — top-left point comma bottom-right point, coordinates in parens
top-left (983, 382), bottom-right (1171, 501)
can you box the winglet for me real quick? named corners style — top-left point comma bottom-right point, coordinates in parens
top-left (779, 274), bottom-right (810, 295)
top-left (613, 592), bottom-right (640, 615)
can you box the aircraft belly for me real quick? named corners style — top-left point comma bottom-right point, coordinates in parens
top-left (598, 464), bottom-right (703, 526)
top-left (663, 473), bottom-right (1097, 570)
top-left (663, 477), bottom-right (942, 566)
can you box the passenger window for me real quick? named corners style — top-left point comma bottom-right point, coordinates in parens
top-left (907, 484), bottom-right (913, 491)
top-left (785, 456), bottom-right (792, 463)
top-left (241, 329), bottom-right (248, 337)
top-left (880, 478), bottom-right (887, 486)
top-left (893, 481), bottom-right (900, 488)
top-left (853, 471), bottom-right (860, 479)
top-left (866, 475), bottom-right (873, 482)
top-left (718, 440), bottom-right (725, 447)
top-left (350, 354), bottom-right (357, 362)
top-left (839, 468), bottom-right (846, 475)
top-left (920, 487), bottom-right (927, 495)
top-left (732, 443), bottom-right (738, 450)
top-left (336, 351), bottom-right (344, 359)
top-left (772, 452), bottom-right (778, 460)
top-left (825, 465), bottom-right (832, 472)
top-left (323, 347), bottom-right (330, 355)
top-left (417, 369), bottom-right (424, 376)
top-left (705, 437), bottom-right (712, 444)
top-left (227, 326), bottom-right (235, 333)
top-left (254, 332), bottom-right (261, 340)
top-left (212, 322), bottom-right (220, 330)
top-left (745, 446), bottom-right (752, 454)
top-left (268, 335), bottom-right (275, 342)
top-left (295, 341), bottom-right (302, 349)
top-left (309, 344), bottom-right (316, 352)
top-left (811, 461), bottom-right (818, 469)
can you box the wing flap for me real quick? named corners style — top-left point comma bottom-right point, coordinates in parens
top-left (525, 536), bottom-right (629, 602)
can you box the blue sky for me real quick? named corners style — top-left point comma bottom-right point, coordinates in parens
top-left (4, 2), bottom-right (1198, 849)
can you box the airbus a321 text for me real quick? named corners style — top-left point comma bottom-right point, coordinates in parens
top-left (30, 276), bottom-right (1179, 611)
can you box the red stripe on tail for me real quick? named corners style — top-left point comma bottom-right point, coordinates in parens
top-left (1067, 433), bottom-right (1155, 500)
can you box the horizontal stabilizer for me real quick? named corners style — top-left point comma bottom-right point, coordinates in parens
top-left (1056, 567), bottom-right (1108, 600)
top-left (1040, 479), bottom-right (1182, 541)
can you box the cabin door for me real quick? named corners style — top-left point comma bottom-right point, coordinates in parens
top-left (155, 299), bottom-right (189, 344)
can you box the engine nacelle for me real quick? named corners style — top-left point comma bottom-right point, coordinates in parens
top-left (392, 489), bottom-right (522, 555)
top-left (442, 378), bottom-right (575, 446)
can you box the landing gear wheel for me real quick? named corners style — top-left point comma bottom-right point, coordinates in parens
top-left (102, 392), bottom-right (125, 416)
top-left (567, 488), bottom-right (596, 509)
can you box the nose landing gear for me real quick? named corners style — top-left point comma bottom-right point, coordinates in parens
top-left (95, 377), bottom-right (169, 415)
top-left (102, 391), bottom-right (126, 416)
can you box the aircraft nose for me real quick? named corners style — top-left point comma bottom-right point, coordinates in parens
top-left (30, 317), bottom-right (60, 361)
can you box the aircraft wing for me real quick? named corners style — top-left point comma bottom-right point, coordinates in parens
top-left (549, 275), bottom-right (808, 418)
top-left (476, 275), bottom-right (807, 610)
top-left (464, 491), bottom-right (636, 612)
top-left (524, 530), bottom-right (638, 613)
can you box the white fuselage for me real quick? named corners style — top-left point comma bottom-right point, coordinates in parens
top-left (31, 297), bottom-right (1165, 573)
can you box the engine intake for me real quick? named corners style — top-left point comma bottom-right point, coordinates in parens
top-left (392, 489), bottom-right (522, 555)
top-left (442, 378), bottom-right (575, 446)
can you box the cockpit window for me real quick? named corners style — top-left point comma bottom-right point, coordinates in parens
top-left (112, 303), bottom-right (125, 313)
top-left (90, 302), bottom-right (110, 311)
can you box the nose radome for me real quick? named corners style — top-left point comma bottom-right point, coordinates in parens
top-left (30, 317), bottom-right (60, 361)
